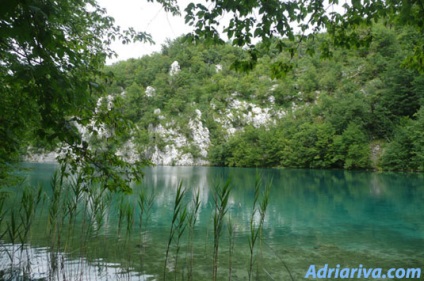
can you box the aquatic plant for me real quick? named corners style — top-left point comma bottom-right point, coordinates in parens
top-left (212, 179), bottom-right (232, 281)
top-left (186, 188), bottom-right (201, 281)
top-left (86, 183), bottom-right (111, 235)
top-left (65, 175), bottom-right (84, 227)
top-left (48, 171), bottom-right (63, 248)
top-left (248, 173), bottom-right (271, 281)
top-left (138, 186), bottom-right (155, 243)
top-left (164, 181), bottom-right (188, 281)
top-left (117, 194), bottom-right (135, 237)
top-left (0, 191), bottom-right (7, 239)
top-left (227, 215), bottom-right (235, 281)
top-left (174, 199), bottom-right (188, 281)
top-left (18, 185), bottom-right (43, 245)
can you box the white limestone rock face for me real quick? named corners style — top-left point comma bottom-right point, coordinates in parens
top-left (189, 109), bottom-right (210, 164)
top-left (148, 109), bottom-right (210, 166)
top-left (149, 124), bottom-right (189, 166)
top-left (213, 96), bottom-right (286, 136)
top-left (145, 86), bottom-right (156, 97)
top-left (26, 84), bottom-right (293, 166)
top-left (116, 140), bottom-right (139, 164)
top-left (24, 150), bottom-right (59, 163)
top-left (169, 61), bottom-right (180, 76)
top-left (25, 93), bottom-right (122, 163)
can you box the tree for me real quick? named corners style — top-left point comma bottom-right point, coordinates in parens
top-left (0, 0), bottom-right (152, 190)
top-left (332, 123), bottom-right (370, 169)
top-left (182, 0), bottom-right (424, 73)
top-left (381, 109), bottom-right (424, 171)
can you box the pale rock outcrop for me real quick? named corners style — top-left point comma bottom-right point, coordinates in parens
top-left (25, 150), bottom-right (60, 163)
top-left (169, 61), bottom-right (180, 76)
top-left (145, 86), bottom-right (156, 97)
top-left (27, 83), bottom-right (290, 166)
top-left (148, 109), bottom-right (210, 165)
top-left (116, 140), bottom-right (139, 164)
top-left (213, 96), bottom-right (285, 135)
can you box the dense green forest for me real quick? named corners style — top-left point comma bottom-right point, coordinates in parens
top-left (101, 24), bottom-right (424, 171)
top-left (2, 0), bottom-right (424, 188)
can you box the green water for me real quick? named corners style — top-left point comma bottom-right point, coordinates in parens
top-left (1, 164), bottom-right (424, 280)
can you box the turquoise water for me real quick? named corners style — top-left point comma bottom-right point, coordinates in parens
top-left (1, 164), bottom-right (424, 280)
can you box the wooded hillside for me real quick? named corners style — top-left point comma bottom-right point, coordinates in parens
top-left (101, 24), bottom-right (424, 171)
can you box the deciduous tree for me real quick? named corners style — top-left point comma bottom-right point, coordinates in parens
top-left (0, 0), bottom-right (152, 190)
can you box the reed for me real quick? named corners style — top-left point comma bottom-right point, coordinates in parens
top-left (117, 193), bottom-right (135, 237)
top-left (65, 174), bottom-right (84, 227)
top-left (6, 210), bottom-right (18, 245)
top-left (164, 181), bottom-right (187, 281)
top-left (186, 188), bottom-right (201, 281)
top-left (248, 173), bottom-right (271, 281)
top-left (0, 191), bottom-right (7, 240)
top-left (138, 187), bottom-right (155, 241)
top-left (227, 215), bottom-right (235, 281)
top-left (18, 185), bottom-right (43, 245)
top-left (125, 200), bottom-right (135, 235)
top-left (118, 195), bottom-right (125, 236)
top-left (174, 200), bottom-right (188, 281)
top-left (212, 179), bottom-right (232, 281)
top-left (48, 171), bottom-right (63, 244)
top-left (86, 183), bottom-right (111, 235)
top-left (0, 184), bottom-right (43, 276)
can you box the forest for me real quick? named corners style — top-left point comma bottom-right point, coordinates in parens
top-left (102, 24), bottom-right (424, 171)
top-left (2, 0), bottom-right (424, 190)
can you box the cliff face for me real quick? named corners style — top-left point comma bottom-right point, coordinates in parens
top-left (148, 110), bottom-right (211, 166)
top-left (25, 151), bottom-right (59, 163)
top-left (25, 28), bottom-right (424, 171)
top-left (26, 94), bottom-right (281, 166)
top-left (26, 58), bottom-right (283, 166)
top-left (143, 98), bottom-right (282, 165)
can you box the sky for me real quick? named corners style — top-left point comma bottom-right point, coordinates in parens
top-left (96, 0), bottom-right (344, 65)
top-left (97, 0), bottom-right (196, 64)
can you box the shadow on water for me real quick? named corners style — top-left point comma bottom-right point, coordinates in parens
top-left (0, 164), bottom-right (423, 280)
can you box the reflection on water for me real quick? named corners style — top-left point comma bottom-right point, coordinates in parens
top-left (0, 244), bottom-right (153, 281)
top-left (1, 164), bottom-right (424, 280)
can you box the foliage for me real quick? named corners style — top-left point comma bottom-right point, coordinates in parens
top-left (182, 0), bottom-right (424, 73)
top-left (210, 126), bottom-right (277, 168)
top-left (3, 0), bottom-right (424, 174)
top-left (103, 23), bottom-right (424, 171)
top-left (380, 109), bottom-right (424, 171)
top-left (333, 123), bottom-right (370, 169)
top-left (0, 0), bottom-right (153, 190)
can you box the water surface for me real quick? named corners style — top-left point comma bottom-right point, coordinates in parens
top-left (1, 164), bottom-right (423, 280)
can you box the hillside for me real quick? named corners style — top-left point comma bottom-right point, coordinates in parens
top-left (30, 24), bottom-right (424, 171)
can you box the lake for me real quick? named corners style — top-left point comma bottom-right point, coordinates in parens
top-left (1, 164), bottom-right (424, 280)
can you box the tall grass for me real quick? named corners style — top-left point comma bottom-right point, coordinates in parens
top-left (0, 168), bottom-right (283, 281)
top-left (86, 183), bottom-right (111, 236)
top-left (212, 179), bottom-right (232, 281)
top-left (164, 181), bottom-right (188, 281)
top-left (186, 188), bottom-right (201, 281)
top-left (65, 175), bottom-right (84, 228)
top-left (227, 216), bottom-right (235, 281)
top-left (248, 173), bottom-right (271, 281)
top-left (0, 191), bottom-right (7, 240)
top-left (18, 185), bottom-right (43, 245)
top-left (0, 184), bottom-right (43, 279)
top-left (117, 194), bottom-right (135, 237)
top-left (48, 172), bottom-right (63, 249)
top-left (138, 186), bottom-right (155, 245)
